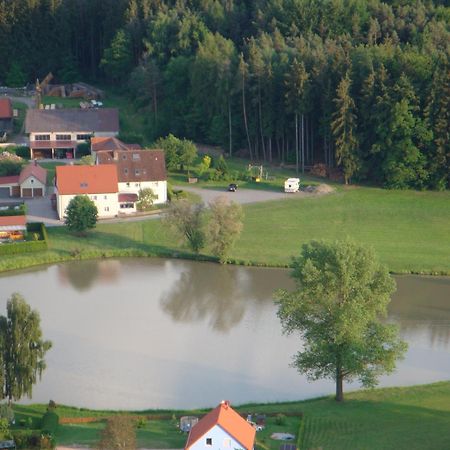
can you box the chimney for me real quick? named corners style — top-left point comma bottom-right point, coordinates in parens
top-left (221, 400), bottom-right (230, 409)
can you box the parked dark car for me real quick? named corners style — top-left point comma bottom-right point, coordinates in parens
top-left (228, 183), bottom-right (238, 192)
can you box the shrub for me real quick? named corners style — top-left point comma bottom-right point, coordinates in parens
top-left (135, 417), bottom-right (147, 429)
top-left (275, 413), bottom-right (286, 426)
top-left (41, 411), bottom-right (59, 435)
top-left (10, 430), bottom-right (41, 449)
top-left (13, 146), bottom-right (30, 159)
top-left (76, 143), bottom-right (90, 157)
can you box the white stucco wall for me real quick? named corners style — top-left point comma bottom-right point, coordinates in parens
top-left (118, 180), bottom-right (167, 204)
top-left (20, 176), bottom-right (46, 196)
top-left (56, 192), bottom-right (119, 220)
top-left (189, 425), bottom-right (246, 450)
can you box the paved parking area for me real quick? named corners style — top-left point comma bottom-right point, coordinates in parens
top-left (25, 195), bottom-right (62, 226)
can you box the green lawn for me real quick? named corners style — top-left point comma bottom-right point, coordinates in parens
top-left (233, 186), bottom-right (450, 274)
top-left (11, 382), bottom-right (450, 449)
top-left (0, 184), bottom-right (448, 275)
top-left (37, 161), bottom-right (66, 186)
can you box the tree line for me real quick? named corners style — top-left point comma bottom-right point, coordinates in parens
top-left (0, 0), bottom-right (448, 189)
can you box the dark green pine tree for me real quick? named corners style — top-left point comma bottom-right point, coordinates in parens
top-left (331, 73), bottom-right (359, 184)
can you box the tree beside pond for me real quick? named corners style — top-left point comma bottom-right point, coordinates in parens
top-left (208, 196), bottom-right (243, 263)
top-left (0, 293), bottom-right (52, 403)
top-left (275, 239), bottom-right (407, 402)
top-left (64, 195), bottom-right (98, 235)
top-left (164, 199), bottom-right (206, 253)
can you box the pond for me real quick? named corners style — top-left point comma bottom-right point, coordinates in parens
top-left (0, 259), bottom-right (449, 410)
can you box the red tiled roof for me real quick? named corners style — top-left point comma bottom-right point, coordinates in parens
top-left (185, 402), bottom-right (255, 450)
top-left (30, 140), bottom-right (77, 149)
top-left (0, 215), bottom-right (26, 227)
top-left (118, 193), bottom-right (138, 202)
top-left (55, 164), bottom-right (118, 195)
top-left (91, 137), bottom-right (140, 152)
top-left (0, 175), bottom-right (20, 185)
top-left (0, 98), bottom-right (13, 119)
top-left (97, 149), bottom-right (167, 182)
top-left (19, 163), bottom-right (47, 185)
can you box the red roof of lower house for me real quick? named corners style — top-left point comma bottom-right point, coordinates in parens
top-left (55, 164), bottom-right (118, 195)
top-left (0, 98), bottom-right (13, 119)
top-left (0, 175), bottom-right (20, 185)
top-left (0, 215), bottom-right (26, 227)
top-left (185, 402), bottom-right (255, 450)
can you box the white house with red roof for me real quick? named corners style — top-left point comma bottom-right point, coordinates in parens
top-left (185, 401), bottom-right (255, 450)
top-left (54, 164), bottom-right (119, 219)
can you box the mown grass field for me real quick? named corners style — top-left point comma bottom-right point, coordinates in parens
top-left (12, 382), bottom-right (450, 449)
top-left (0, 184), bottom-right (448, 275)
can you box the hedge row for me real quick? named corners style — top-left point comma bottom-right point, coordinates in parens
top-left (10, 430), bottom-right (54, 449)
top-left (41, 411), bottom-right (59, 435)
top-left (0, 222), bottom-right (48, 256)
top-left (0, 207), bottom-right (26, 216)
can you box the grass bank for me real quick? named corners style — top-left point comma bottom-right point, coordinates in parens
top-left (0, 185), bottom-right (448, 275)
top-left (12, 381), bottom-right (450, 449)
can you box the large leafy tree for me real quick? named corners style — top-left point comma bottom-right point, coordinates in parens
top-left (64, 195), bottom-right (98, 235)
top-left (207, 196), bottom-right (243, 263)
top-left (275, 240), bottom-right (407, 402)
top-left (0, 293), bottom-right (52, 403)
top-left (164, 199), bottom-right (205, 253)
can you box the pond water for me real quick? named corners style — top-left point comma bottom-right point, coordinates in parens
top-left (0, 259), bottom-right (449, 410)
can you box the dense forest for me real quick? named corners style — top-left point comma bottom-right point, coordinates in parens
top-left (0, 0), bottom-right (448, 188)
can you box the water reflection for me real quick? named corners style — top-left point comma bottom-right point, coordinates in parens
top-left (0, 258), bottom-right (447, 409)
top-left (389, 276), bottom-right (450, 348)
top-left (57, 260), bottom-right (121, 292)
top-left (160, 263), bottom-right (246, 332)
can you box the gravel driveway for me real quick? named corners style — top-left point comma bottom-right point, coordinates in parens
top-left (176, 185), bottom-right (307, 205)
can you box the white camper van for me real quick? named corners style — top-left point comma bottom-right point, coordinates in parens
top-left (284, 178), bottom-right (300, 193)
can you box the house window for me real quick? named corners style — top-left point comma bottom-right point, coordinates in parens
top-left (91, 195), bottom-right (97, 200)
top-left (35, 134), bottom-right (50, 141)
top-left (122, 154), bottom-right (127, 160)
top-left (104, 206), bottom-right (109, 212)
top-left (76, 134), bottom-right (91, 140)
top-left (56, 134), bottom-right (71, 140)
top-left (135, 169), bottom-right (140, 176)
top-left (124, 168), bottom-right (128, 175)
top-left (206, 439), bottom-right (212, 446)
top-left (104, 195), bottom-right (107, 200)
top-left (132, 153), bottom-right (140, 161)
top-left (126, 182), bottom-right (130, 187)
top-left (80, 182), bottom-right (88, 188)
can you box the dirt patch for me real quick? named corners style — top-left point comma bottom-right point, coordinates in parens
top-left (303, 183), bottom-right (335, 194)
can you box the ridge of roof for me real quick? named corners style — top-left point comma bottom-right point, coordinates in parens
top-left (19, 163), bottom-right (47, 185)
top-left (185, 402), bottom-right (255, 450)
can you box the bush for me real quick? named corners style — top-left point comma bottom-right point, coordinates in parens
top-left (135, 417), bottom-right (147, 429)
top-left (275, 413), bottom-right (286, 426)
top-left (10, 430), bottom-right (41, 449)
top-left (76, 143), bottom-right (90, 157)
top-left (13, 146), bottom-right (30, 159)
top-left (41, 411), bottom-right (59, 435)
top-left (0, 204), bottom-right (26, 216)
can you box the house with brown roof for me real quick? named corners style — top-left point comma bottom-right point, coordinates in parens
top-left (97, 148), bottom-right (167, 213)
top-left (0, 162), bottom-right (47, 198)
top-left (185, 401), bottom-right (255, 450)
top-left (54, 164), bottom-right (119, 219)
top-left (91, 136), bottom-right (141, 157)
top-left (25, 108), bottom-right (119, 159)
top-left (0, 98), bottom-right (13, 135)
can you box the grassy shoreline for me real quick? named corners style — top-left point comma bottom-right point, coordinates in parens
top-left (1, 184), bottom-right (449, 276)
top-left (13, 381), bottom-right (450, 449)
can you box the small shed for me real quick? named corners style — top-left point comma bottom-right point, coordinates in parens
top-left (180, 416), bottom-right (199, 433)
top-left (284, 178), bottom-right (300, 193)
